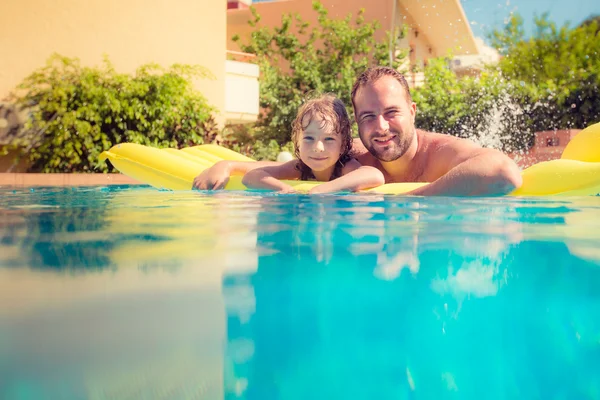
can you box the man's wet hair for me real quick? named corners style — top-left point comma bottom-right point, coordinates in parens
top-left (351, 66), bottom-right (413, 109)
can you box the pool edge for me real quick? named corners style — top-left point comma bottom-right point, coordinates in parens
top-left (0, 173), bottom-right (142, 187)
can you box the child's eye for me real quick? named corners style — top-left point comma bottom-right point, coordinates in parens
top-left (303, 136), bottom-right (314, 141)
top-left (325, 137), bottom-right (336, 141)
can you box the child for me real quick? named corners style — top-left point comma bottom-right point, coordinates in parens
top-left (242, 94), bottom-right (384, 194)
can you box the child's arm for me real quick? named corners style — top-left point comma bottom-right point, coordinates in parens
top-left (193, 160), bottom-right (281, 190)
top-left (309, 159), bottom-right (385, 194)
top-left (242, 160), bottom-right (302, 192)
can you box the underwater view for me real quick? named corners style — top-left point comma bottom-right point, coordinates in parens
top-left (1, 186), bottom-right (600, 399)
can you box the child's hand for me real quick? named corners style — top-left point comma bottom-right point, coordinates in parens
top-left (193, 161), bottom-right (231, 190)
top-left (278, 186), bottom-right (298, 194)
top-left (308, 184), bottom-right (334, 194)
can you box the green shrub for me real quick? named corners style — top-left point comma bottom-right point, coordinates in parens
top-left (222, 123), bottom-right (294, 160)
top-left (4, 54), bottom-right (219, 172)
top-left (249, 140), bottom-right (295, 161)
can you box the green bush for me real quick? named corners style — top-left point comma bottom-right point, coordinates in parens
top-left (4, 54), bottom-right (219, 172)
top-left (222, 123), bottom-right (294, 161)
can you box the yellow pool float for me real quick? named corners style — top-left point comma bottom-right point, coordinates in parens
top-left (99, 122), bottom-right (600, 196)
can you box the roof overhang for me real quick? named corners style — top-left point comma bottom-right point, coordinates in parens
top-left (397, 0), bottom-right (478, 56)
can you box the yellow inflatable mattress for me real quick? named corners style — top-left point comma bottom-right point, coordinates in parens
top-left (99, 122), bottom-right (600, 196)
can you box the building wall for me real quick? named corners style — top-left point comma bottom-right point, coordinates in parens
top-left (227, 0), bottom-right (476, 76)
top-left (228, 0), bottom-right (405, 61)
top-left (508, 129), bottom-right (582, 168)
top-left (396, 5), bottom-right (437, 63)
top-left (0, 0), bottom-right (226, 120)
top-left (534, 130), bottom-right (578, 154)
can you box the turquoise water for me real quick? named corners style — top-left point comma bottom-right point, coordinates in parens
top-left (1, 185), bottom-right (600, 399)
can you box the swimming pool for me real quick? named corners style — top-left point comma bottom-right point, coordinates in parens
top-left (1, 185), bottom-right (600, 399)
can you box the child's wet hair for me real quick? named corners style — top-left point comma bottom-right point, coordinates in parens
top-left (291, 94), bottom-right (353, 179)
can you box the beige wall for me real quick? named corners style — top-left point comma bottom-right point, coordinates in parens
top-left (396, 0), bottom-right (478, 57)
top-left (0, 0), bottom-right (226, 120)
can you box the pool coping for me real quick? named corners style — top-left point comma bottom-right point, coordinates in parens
top-left (0, 173), bottom-right (142, 187)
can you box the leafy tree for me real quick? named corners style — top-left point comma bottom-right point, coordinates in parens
top-left (415, 13), bottom-right (600, 153)
top-left (4, 54), bottom-right (218, 172)
top-left (489, 13), bottom-right (600, 130)
top-left (232, 0), bottom-right (407, 144)
top-left (578, 14), bottom-right (600, 31)
top-left (488, 13), bottom-right (525, 56)
top-left (413, 59), bottom-right (534, 152)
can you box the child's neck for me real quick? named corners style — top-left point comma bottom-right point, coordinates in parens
top-left (312, 165), bottom-right (336, 182)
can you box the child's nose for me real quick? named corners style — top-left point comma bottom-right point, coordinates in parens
top-left (315, 141), bottom-right (325, 151)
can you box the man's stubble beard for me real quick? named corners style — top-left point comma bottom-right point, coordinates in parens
top-left (360, 129), bottom-right (415, 162)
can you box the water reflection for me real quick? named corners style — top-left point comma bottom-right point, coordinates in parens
top-left (1, 187), bottom-right (600, 399)
top-left (223, 194), bottom-right (600, 399)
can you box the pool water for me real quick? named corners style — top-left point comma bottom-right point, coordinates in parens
top-left (1, 185), bottom-right (600, 399)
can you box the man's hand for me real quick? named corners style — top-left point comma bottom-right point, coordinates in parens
top-left (192, 161), bottom-right (231, 190)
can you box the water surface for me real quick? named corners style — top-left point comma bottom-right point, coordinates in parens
top-left (1, 186), bottom-right (600, 399)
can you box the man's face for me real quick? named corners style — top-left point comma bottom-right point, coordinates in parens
top-left (354, 76), bottom-right (417, 162)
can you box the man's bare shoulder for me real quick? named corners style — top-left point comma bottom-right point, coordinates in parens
top-left (415, 130), bottom-right (484, 181)
top-left (416, 129), bottom-right (481, 153)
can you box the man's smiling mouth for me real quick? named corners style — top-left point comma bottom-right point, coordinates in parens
top-left (373, 135), bottom-right (395, 145)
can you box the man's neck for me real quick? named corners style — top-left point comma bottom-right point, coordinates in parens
top-left (379, 130), bottom-right (420, 182)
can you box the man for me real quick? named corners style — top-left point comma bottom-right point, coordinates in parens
top-left (193, 66), bottom-right (522, 196)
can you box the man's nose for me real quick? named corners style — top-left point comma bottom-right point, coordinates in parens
top-left (376, 115), bottom-right (389, 132)
top-left (315, 140), bottom-right (325, 151)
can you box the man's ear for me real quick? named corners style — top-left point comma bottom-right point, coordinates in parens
top-left (410, 102), bottom-right (417, 124)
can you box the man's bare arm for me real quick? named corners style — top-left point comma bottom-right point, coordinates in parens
top-left (192, 160), bottom-right (281, 190)
top-left (409, 138), bottom-right (522, 196)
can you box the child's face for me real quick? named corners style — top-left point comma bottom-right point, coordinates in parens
top-left (297, 117), bottom-right (343, 175)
